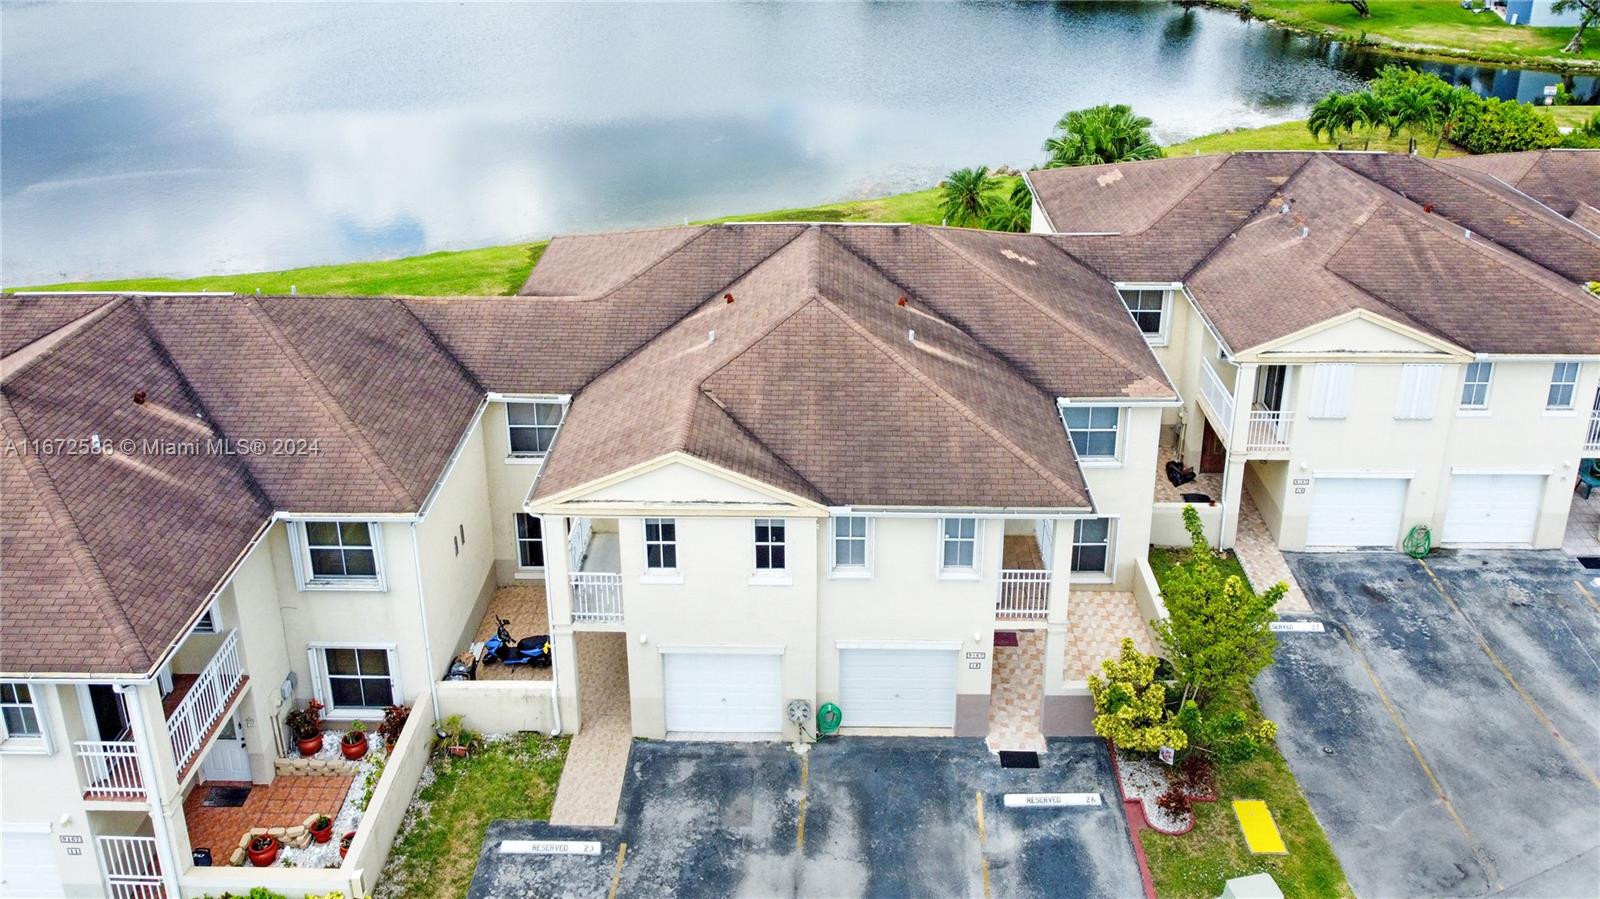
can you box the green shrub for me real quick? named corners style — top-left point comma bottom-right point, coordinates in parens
top-left (1088, 638), bottom-right (1193, 753)
top-left (1454, 97), bottom-right (1563, 154)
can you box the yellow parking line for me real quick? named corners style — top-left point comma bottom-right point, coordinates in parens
top-left (796, 755), bottom-right (809, 851)
top-left (607, 842), bottom-right (628, 899)
top-left (1420, 561), bottom-right (1600, 792)
top-left (1339, 624), bottom-right (1502, 891)
top-left (975, 791), bottom-right (991, 899)
top-left (1574, 579), bottom-right (1600, 616)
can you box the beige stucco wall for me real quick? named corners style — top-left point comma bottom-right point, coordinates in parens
top-left (482, 401), bottom-right (546, 584)
top-left (1080, 404), bottom-right (1163, 588)
top-left (0, 684), bottom-right (108, 896)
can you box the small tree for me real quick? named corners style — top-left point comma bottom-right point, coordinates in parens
top-left (1088, 638), bottom-right (1191, 753)
top-left (939, 166), bottom-right (996, 228)
top-left (1042, 104), bottom-right (1163, 169)
top-left (1555, 0), bottom-right (1600, 54)
top-left (982, 180), bottom-right (1033, 233)
top-left (1154, 505), bottom-right (1284, 708)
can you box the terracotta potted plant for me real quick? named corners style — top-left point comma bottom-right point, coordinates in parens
top-left (339, 831), bottom-right (356, 859)
top-left (440, 714), bottom-right (470, 758)
top-left (285, 699), bottom-right (324, 757)
top-left (309, 814), bottom-right (333, 844)
top-left (246, 834), bottom-right (279, 867)
top-left (340, 720), bottom-right (369, 760)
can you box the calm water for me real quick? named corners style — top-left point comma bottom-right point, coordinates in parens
top-left (3, 2), bottom-right (1594, 285)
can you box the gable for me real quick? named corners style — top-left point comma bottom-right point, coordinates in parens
top-left (532, 455), bottom-right (822, 515)
top-left (1242, 311), bottom-right (1468, 363)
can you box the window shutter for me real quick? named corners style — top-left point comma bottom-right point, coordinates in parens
top-left (1310, 364), bottom-right (1354, 419)
top-left (1394, 364), bottom-right (1442, 420)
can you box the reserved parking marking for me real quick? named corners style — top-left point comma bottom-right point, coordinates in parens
top-left (1003, 792), bottom-right (1102, 808)
top-left (499, 839), bottom-right (602, 855)
top-left (975, 791), bottom-right (991, 899)
top-left (607, 842), bottom-right (627, 899)
top-left (1269, 621), bottom-right (1325, 633)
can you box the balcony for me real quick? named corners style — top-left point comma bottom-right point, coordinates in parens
top-left (568, 516), bottom-right (623, 625)
top-left (998, 528), bottom-right (1052, 623)
top-left (75, 740), bottom-right (144, 801)
top-left (166, 628), bottom-right (247, 776)
top-left (570, 573), bottom-right (624, 623)
top-left (1198, 362), bottom-right (1235, 440)
top-left (1244, 409), bottom-right (1293, 455)
top-left (1587, 408), bottom-right (1600, 454)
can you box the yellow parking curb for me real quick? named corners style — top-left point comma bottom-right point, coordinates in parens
top-left (1233, 800), bottom-right (1287, 855)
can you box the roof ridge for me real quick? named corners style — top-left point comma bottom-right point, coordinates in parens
top-left (584, 225), bottom-right (723, 304)
top-left (1179, 154), bottom-right (1317, 283)
top-left (1, 295), bottom-right (129, 386)
top-left (809, 295), bottom-right (1087, 505)
top-left (692, 389), bottom-right (828, 504)
top-left (241, 299), bottom-right (418, 507)
top-left (923, 229), bottom-right (1167, 396)
top-left (1, 384), bottom-right (151, 673)
top-left (1119, 154), bottom-right (1232, 237)
top-left (1408, 155), bottom-right (1600, 248)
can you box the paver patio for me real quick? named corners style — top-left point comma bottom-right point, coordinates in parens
top-left (547, 631), bottom-right (631, 826)
top-left (1235, 493), bottom-right (1312, 613)
top-left (986, 629), bottom-right (1046, 753)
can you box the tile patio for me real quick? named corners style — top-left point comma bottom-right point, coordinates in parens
top-left (471, 584), bottom-right (554, 682)
top-left (1564, 490), bottom-right (1600, 557)
top-left (1235, 493), bottom-right (1313, 613)
top-left (548, 632), bottom-right (631, 827)
top-left (1154, 445), bottom-right (1223, 504)
top-left (1064, 590), bottom-right (1155, 682)
top-left (986, 630), bottom-right (1046, 753)
top-left (183, 774), bottom-right (353, 862)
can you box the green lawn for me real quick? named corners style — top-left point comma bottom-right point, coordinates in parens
top-left (1206, 0), bottom-right (1600, 68)
top-left (1148, 545), bottom-right (1253, 589)
top-left (374, 733), bottom-right (568, 899)
top-left (1164, 119), bottom-right (1468, 157)
top-left (1548, 104), bottom-right (1600, 128)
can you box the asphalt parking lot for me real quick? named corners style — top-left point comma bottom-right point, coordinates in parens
top-left (1257, 550), bottom-right (1600, 899)
top-left (469, 737), bottom-right (1142, 899)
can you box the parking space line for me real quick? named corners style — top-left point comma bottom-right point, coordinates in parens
top-left (1338, 624), bottom-right (1503, 892)
top-left (607, 842), bottom-right (627, 899)
top-left (1421, 561), bottom-right (1600, 792)
top-left (796, 755), bottom-right (808, 851)
top-left (1574, 579), bottom-right (1600, 616)
top-left (974, 791), bottom-right (992, 899)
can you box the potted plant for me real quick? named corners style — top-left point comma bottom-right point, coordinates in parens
top-left (439, 714), bottom-right (470, 758)
top-left (285, 699), bottom-right (324, 757)
top-left (309, 814), bottom-right (333, 844)
top-left (339, 831), bottom-right (356, 860)
top-left (378, 703), bottom-right (411, 749)
top-left (340, 720), bottom-right (369, 760)
top-left (246, 833), bottom-right (279, 867)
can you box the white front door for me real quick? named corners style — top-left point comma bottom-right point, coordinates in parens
top-left (0, 829), bottom-right (64, 898)
top-left (837, 647), bottom-right (959, 728)
top-left (1305, 478), bottom-right (1408, 548)
top-left (662, 652), bottom-right (782, 734)
top-left (1442, 474), bottom-right (1543, 545)
top-left (200, 714), bottom-right (252, 782)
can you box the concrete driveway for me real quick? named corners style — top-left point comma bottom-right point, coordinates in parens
top-left (1257, 550), bottom-right (1600, 899)
top-left (470, 737), bottom-right (1142, 899)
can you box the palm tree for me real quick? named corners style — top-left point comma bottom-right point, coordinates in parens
top-left (1354, 90), bottom-right (1390, 150)
top-left (983, 180), bottom-right (1034, 233)
top-left (1307, 92), bottom-right (1363, 145)
top-left (1431, 87), bottom-right (1476, 157)
top-left (1042, 104), bottom-right (1164, 169)
top-left (1385, 87), bottom-right (1440, 151)
top-left (940, 166), bottom-right (995, 228)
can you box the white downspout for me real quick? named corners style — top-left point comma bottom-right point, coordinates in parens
top-left (117, 684), bottom-right (182, 898)
top-left (545, 515), bottom-right (563, 737)
top-left (409, 523), bottom-right (442, 728)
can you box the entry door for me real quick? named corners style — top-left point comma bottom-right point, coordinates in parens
top-left (1442, 474), bottom-right (1542, 545)
top-left (837, 647), bottom-right (958, 728)
top-left (200, 714), bottom-right (252, 782)
top-left (87, 684), bottom-right (129, 741)
top-left (1306, 478), bottom-right (1408, 548)
top-left (0, 829), bottom-right (64, 898)
top-left (662, 653), bottom-right (782, 734)
top-left (1199, 421), bottom-right (1226, 474)
top-left (1255, 365), bottom-right (1287, 412)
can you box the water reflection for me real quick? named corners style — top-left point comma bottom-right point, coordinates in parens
top-left (1, 1), bottom-right (1591, 283)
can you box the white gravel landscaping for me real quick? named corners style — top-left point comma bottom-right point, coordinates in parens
top-left (273, 736), bottom-right (389, 870)
top-left (1115, 751), bottom-right (1193, 835)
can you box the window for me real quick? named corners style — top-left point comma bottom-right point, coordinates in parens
top-left (1460, 361), bottom-right (1493, 410)
top-left (1071, 518), bottom-right (1113, 575)
top-left (1394, 364), bottom-right (1443, 420)
top-left (1118, 288), bottom-right (1167, 340)
top-left (754, 519), bottom-right (786, 571)
top-left (940, 518), bottom-right (978, 573)
top-left (507, 401), bottom-right (564, 456)
top-left (1309, 364), bottom-right (1355, 419)
top-left (1062, 406), bottom-right (1120, 459)
top-left (644, 518), bottom-right (677, 571)
top-left (0, 683), bottom-right (42, 742)
top-left (515, 513), bottom-right (544, 569)
top-left (1548, 362), bottom-right (1580, 410)
top-left (301, 521), bottom-right (380, 584)
top-left (832, 516), bottom-right (869, 573)
top-left (321, 648), bottom-right (395, 711)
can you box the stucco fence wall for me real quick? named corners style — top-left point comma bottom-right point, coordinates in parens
top-left (1150, 501), bottom-right (1221, 548)
top-left (436, 679), bottom-right (558, 735)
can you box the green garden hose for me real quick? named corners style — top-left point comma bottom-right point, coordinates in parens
top-left (1403, 524), bottom-right (1431, 559)
top-left (816, 702), bottom-right (842, 735)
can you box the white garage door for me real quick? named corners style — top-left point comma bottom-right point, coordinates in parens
top-left (0, 830), bottom-right (64, 898)
top-left (838, 647), bottom-right (958, 728)
top-left (1306, 478), bottom-right (1408, 548)
top-left (1443, 474), bottom-right (1543, 545)
top-left (662, 652), bottom-right (782, 734)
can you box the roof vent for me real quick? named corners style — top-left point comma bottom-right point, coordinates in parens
top-left (724, 293), bottom-right (734, 304)
top-left (897, 296), bottom-right (908, 307)
top-left (708, 329), bottom-right (717, 344)
top-left (1279, 198), bottom-right (1293, 215)
top-left (132, 390), bottom-right (147, 405)
top-left (907, 328), bottom-right (916, 344)
top-left (1423, 203), bottom-right (1434, 214)
top-left (1463, 228), bottom-right (1472, 240)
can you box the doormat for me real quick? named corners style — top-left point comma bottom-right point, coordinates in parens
top-left (999, 751), bottom-right (1040, 769)
top-left (201, 786), bottom-right (251, 807)
top-left (993, 631), bottom-right (1019, 647)
top-left (1578, 557), bottom-right (1600, 570)
top-left (1181, 492), bottom-right (1213, 504)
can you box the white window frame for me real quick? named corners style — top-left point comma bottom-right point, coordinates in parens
top-left (749, 518), bottom-right (791, 586)
top-left (0, 682), bottom-right (51, 754)
top-left (1309, 363), bottom-right (1355, 420)
top-left (1394, 363), bottom-right (1443, 421)
top-left (514, 513), bottom-right (545, 571)
top-left (308, 643), bottom-right (400, 720)
top-left (1547, 361), bottom-right (1580, 412)
top-left (1069, 517), bottom-right (1116, 581)
top-left (1116, 285), bottom-right (1170, 346)
top-left (830, 515), bottom-right (872, 579)
top-left (1060, 405), bottom-right (1122, 466)
top-left (938, 517), bottom-right (981, 580)
top-left (1459, 360), bottom-right (1493, 414)
top-left (505, 400), bottom-right (565, 460)
top-left (290, 521), bottom-right (386, 592)
top-left (643, 518), bottom-right (679, 574)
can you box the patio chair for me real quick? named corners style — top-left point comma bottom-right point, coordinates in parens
top-left (1577, 459), bottom-right (1600, 499)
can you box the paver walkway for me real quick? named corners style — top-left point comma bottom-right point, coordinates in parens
top-left (986, 630), bottom-right (1046, 753)
top-left (1235, 494), bottom-right (1312, 613)
top-left (1564, 490), bottom-right (1600, 556)
top-left (184, 774), bottom-right (353, 861)
top-left (548, 632), bottom-right (631, 826)
top-left (1064, 590), bottom-right (1155, 681)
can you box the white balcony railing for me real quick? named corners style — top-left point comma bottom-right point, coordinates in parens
top-left (570, 572), bottom-right (624, 623)
top-left (97, 835), bottom-right (164, 899)
top-left (1587, 410), bottom-right (1600, 453)
top-left (1198, 363), bottom-right (1235, 439)
top-left (167, 629), bottom-right (245, 772)
top-left (1244, 409), bottom-right (1293, 453)
top-left (997, 570), bottom-right (1051, 621)
top-left (75, 740), bottom-right (144, 799)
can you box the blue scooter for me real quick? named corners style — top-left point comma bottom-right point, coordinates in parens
top-left (481, 618), bottom-right (552, 668)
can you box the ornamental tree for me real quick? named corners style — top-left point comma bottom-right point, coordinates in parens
top-left (1088, 637), bottom-right (1191, 754)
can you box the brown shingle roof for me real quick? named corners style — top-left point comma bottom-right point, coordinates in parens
top-left (1438, 149), bottom-right (1600, 218)
top-left (0, 294), bottom-right (117, 357)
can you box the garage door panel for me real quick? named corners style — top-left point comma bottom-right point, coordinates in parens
top-left (1, 830), bottom-right (64, 898)
top-left (1306, 478), bottom-right (1407, 548)
top-left (838, 648), bottom-right (957, 728)
top-left (663, 653), bottom-right (781, 733)
top-left (1442, 474), bottom-right (1541, 545)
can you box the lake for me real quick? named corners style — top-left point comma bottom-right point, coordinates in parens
top-left (2, 1), bottom-right (1594, 285)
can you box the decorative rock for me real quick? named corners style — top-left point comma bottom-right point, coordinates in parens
top-left (229, 848), bottom-right (245, 866)
top-left (287, 826), bottom-right (307, 839)
top-left (238, 833), bottom-right (253, 851)
top-left (268, 826), bottom-right (287, 838)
